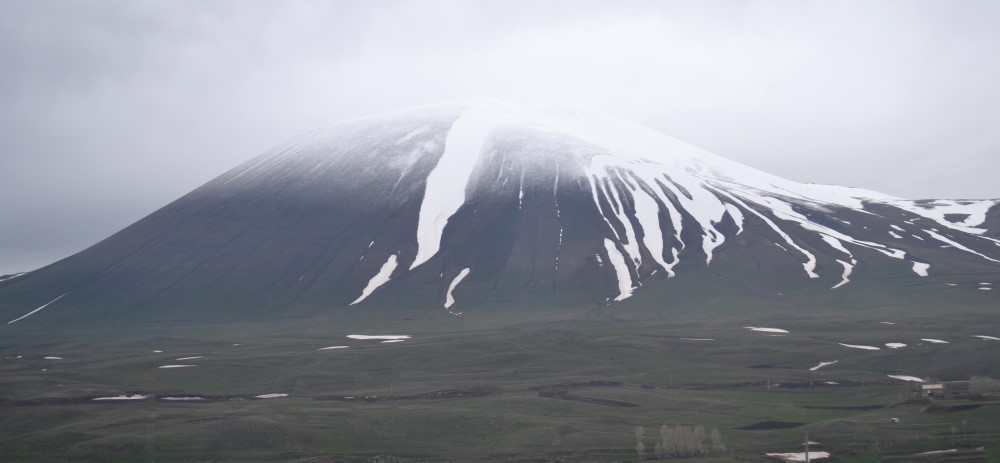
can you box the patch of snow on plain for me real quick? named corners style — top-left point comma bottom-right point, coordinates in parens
top-left (887, 375), bottom-right (924, 382)
top-left (885, 343), bottom-right (907, 349)
top-left (744, 326), bottom-right (789, 333)
top-left (381, 339), bottom-right (406, 343)
top-left (921, 339), bottom-right (949, 344)
top-left (93, 394), bottom-right (147, 401)
top-left (918, 449), bottom-right (958, 455)
top-left (889, 231), bottom-right (902, 239)
top-left (255, 393), bottom-right (288, 399)
top-left (879, 322), bottom-right (895, 325)
top-left (825, 381), bottom-right (839, 385)
top-left (7, 292), bottom-right (68, 324)
top-left (161, 396), bottom-right (205, 401)
top-left (175, 356), bottom-right (202, 361)
top-left (912, 262), bottom-right (930, 277)
top-left (158, 365), bottom-right (196, 369)
top-left (980, 287), bottom-right (993, 291)
top-left (444, 267), bottom-right (471, 309)
top-left (347, 335), bottom-right (411, 340)
top-left (318, 346), bottom-right (349, 350)
top-left (946, 283), bottom-right (958, 286)
top-left (152, 350), bottom-right (163, 353)
top-left (44, 356), bottom-right (62, 360)
top-left (890, 224), bottom-right (904, 231)
top-left (809, 360), bottom-right (838, 371)
top-left (680, 338), bottom-right (715, 341)
top-left (603, 238), bottom-right (634, 301)
top-left (350, 254), bottom-right (399, 305)
top-left (972, 335), bottom-right (1000, 341)
top-left (838, 343), bottom-right (880, 350)
top-left (766, 451), bottom-right (831, 462)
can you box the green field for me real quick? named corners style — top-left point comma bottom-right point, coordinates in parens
top-left (3, 296), bottom-right (1000, 463)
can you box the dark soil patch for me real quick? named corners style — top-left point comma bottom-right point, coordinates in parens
top-left (737, 420), bottom-right (806, 430)
top-left (800, 404), bottom-right (885, 410)
top-left (315, 389), bottom-right (489, 402)
top-left (537, 390), bottom-right (639, 408)
top-left (530, 380), bottom-right (623, 391)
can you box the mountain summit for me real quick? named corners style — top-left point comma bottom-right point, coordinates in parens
top-left (2, 99), bottom-right (998, 326)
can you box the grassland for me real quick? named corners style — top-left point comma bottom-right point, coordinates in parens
top-left (2, 293), bottom-right (1000, 462)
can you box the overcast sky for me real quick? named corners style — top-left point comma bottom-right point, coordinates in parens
top-left (2, 0), bottom-right (999, 274)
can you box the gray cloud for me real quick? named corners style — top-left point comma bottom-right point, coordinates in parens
top-left (2, 0), bottom-right (999, 274)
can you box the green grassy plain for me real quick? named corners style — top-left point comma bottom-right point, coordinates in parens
top-left (2, 280), bottom-right (1000, 462)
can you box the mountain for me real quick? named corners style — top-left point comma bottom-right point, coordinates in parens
top-left (2, 98), bottom-right (998, 328)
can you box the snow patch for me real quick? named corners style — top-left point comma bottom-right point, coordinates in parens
top-left (924, 229), bottom-right (1000, 263)
top-left (255, 393), bottom-right (288, 399)
top-left (831, 259), bottom-right (854, 289)
top-left (161, 396), bottom-right (205, 401)
top-left (838, 343), bottom-right (880, 350)
top-left (158, 365), bottom-right (196, 369)
top-left (887, 375), bottom-right (924, 382)
top-left (175, 356), bottom-right (203, 361)
top-left (350, 254), bottom-right (399, 305)
top-left (972, 335), bottom-right (1000, 341)
top-left (809, 360), bottom-right (838, 371)
top-left (411, 110), bottom-right (506, 269)
top-left (744, 326), bottom-right (789, 333)
top-left (93, 394), bottom-right (147, 401)
top-left (921, 339), bottom-right (948, 344)
top-left (444, 267), bottom-right (471, 309)
top-left (885, 343), bottom-right (907, 349)
top-left (44, 356), bottom-right (62, 360)
top-left (603, 238), bottom-right (634, 301)
top-left (7, 292), bottom-right (68, 324)
top-left (318, 346), bottom-right (349, 350)
top-left (766, 451), bottom-right (831, 462)
top-left (912, 262), bottom-right (930, 277)
top-left (347, 335), bottom-right (410, 340)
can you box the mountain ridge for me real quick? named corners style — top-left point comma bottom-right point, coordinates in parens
top-left (2, 99), bottom-right (998, 328)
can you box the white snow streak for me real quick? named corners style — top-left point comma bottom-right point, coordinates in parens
top-left (347, 335), bottom-right (410, 340)
top-left (350, 254), bottom-right (399, 305)
top-left (912, 262), bottom-right (930, 277)
top-left (744, 326), bottom-right (789, 333)
top-left (318, 346), bottom-right (349, 350)
top-left (972, 335), bottom-right (1000, 341)
top-left (7, 293), bottom-right (68, 324)
top-left (603, 238), bottom-right (634, 301)
top-left (831, 259), bottom-right (854, 289)
top-left (838, 343), bottom-right (880, 350)
top-left (158, 365), bottom-right (196, 369)
top-left (766, 451), bottom-right (831, 462)
top-left (885, 343), bottom-right (907, 349)
top-left (444, 267), bottom-right (471, 309)
top-left (921, 339), bottom-right (949, 344)
top-left (924, 229), bottom-right (1000, 263)
top-left (93, 395), bottom-right (147, 401)
top-left (411, 110), bottom-right (502, 269)
top-left (887, 375), bottom-right (924, 382)
top-left (255, 393), bottom-right (288, 399)
top-left (809, 360), bottom-right (838, 371)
